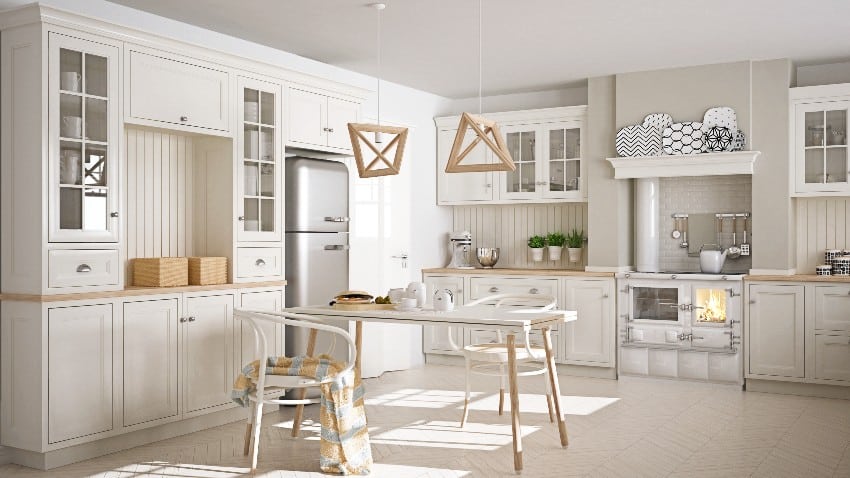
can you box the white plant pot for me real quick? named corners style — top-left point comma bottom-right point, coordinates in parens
top-left (567, 247), bottom-right (582, 263)
top-left (531, 248), bottom-right (544, 262)
top-left (548, 246), bottom-right (563, 261)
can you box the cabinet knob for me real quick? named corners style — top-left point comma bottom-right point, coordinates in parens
top-left (180, 317), bottom-right (187, 323)
top-left (328, 127), bottom-right (334, 133)
top-left (110, 212), bottom-right (119, 218)
top-left (489, 286), bottom-right (499, 293)
top-left (255, 258), bottom-right (266, 267)
top-left (529, 288), bottom-right (539, 294)
top-left (188, 316), bottom-right (196, 322)
top-left (238, 216), bottom-right (245, 221)
top-left (602, 294), bottom-right (609, 299)
top-left (485, 183), bottom-right (492, 188)
top-left (180, 116), bottom-right (188, 122)
top-left (749, 300), bottom-right (756, 304)
top-left (76, 264), bottom-right (92, 273)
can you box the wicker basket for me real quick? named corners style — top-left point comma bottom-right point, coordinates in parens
top-left (188, 257), bottom-right (228, 285)
top-left (132, 257), bottom-right (189, 287)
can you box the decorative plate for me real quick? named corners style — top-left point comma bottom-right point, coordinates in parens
top-left (642, 113), bottom-right (673, 132)
top-left (705, 126), bottom-right (734, 152)
top-left (662, 122), bottom-right (705, 155)
top-left (616, 124), bottom-right (662, 157)
top-left (732, 130), bottom-right (746, 151)
top-left (703, 107), bottom-right (737, 131)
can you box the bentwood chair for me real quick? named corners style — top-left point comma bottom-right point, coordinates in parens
top-left (235, 310), bottom-right (357, 471)
top-left (448, 293), bottom-right (558, 427)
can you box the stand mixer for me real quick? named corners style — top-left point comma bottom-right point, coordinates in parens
top-left (447, 231), bottom-right (475, 269)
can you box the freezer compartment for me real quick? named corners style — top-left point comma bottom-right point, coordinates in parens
top-left (285, 157), bottom-right (349, 233)
top-left (285, 232), bottom-right (349, 307)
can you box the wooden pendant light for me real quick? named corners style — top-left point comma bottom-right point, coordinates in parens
top-left (348, 123), bottom-right (408, 178)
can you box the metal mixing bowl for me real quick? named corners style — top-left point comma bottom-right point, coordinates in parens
top-left (476, 247), bottom-right (500, 268)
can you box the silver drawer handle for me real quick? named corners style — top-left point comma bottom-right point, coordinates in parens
top-left (76, 264), bottom-right (92, 273)
top-left (489, 287), bottom-right (499, 293)
top-left (529, 288), bottom-right (539, 294)
top-left (324, 244), bottom-right (350, 251)
top-left (324, 216), bottom-right (350, 222)
top-left (180, 116), bottom-right (188, 122)
top-left (255, 259), bottom-right (266, 267)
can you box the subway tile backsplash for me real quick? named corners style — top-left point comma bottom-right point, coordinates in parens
top-left (658, 175), bottom-right (752, 273)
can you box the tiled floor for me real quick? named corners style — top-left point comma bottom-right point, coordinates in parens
top-left (1, 365), bottom-right (849, 477)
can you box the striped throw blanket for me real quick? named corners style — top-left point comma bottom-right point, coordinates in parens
top-left (232, 355), bottom-right (373, 475)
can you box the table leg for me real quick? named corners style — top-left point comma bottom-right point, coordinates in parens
top-left (506, 333), bottom-right (523, 472)
top-left (354, 321), bottom-right (363, 383)
top-left (291, 328), bottom-right (318, 437)
top-left (542, 326), bottom-right (569, 447)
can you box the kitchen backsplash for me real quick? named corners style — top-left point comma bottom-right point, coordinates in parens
top-left (658, 175), bottom-right (753, 273)
top-left (452, 203), bottom-right (588, 270)
top-left (796, 197), bottom-right (850, 273)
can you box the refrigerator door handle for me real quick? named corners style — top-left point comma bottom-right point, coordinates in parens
top-left (324, 216), bottom-right (350, 223)
top-left (324, 244), bottom-right (351, 251)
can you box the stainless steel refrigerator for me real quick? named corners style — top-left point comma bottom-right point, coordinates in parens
top-left (285, 157), bottom-right (350, 375)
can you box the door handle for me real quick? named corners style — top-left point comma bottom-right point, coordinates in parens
top-left (489, 287), bottom-right (500, 293)
top-left (391, 254), bottom-right (409, 259)
top-left (324, 216), bottom-right (350, 222)
top-left (529, 288), bottom-right (539, 294)
top-left (324, 244), bottom-right (350, 250)
top-left (255, 259), bottom-right (266, 266)
top-left (76, 264), bottom-right (92, 273)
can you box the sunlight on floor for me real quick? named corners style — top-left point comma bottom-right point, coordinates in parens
top-left (466, 393), bottom-right (620, 416)
top-left (365, 388), bottom-right (474, 408)
top-left (125, 461), bottom-right (249, 477)
top-left (370, 419), bottom-right (539, 450)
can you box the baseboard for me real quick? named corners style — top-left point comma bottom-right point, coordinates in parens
top-left (7, 405), bottom-right (279, 470)
top-left (746, 379), bottom-right (850, 400)
top-left (425, 354), bottom-right (617, 380)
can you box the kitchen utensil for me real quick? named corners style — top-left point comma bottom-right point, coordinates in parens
top-left (407, 282), bottom-right (427, 307)
top-left (816, 265), bottom-right (832, 276)
top-left (741, 217), bottom-right (750, 256)
top-left (727, 216), bottom-right (742, 259)
top-left (680, 216), bottom-right (689, 249)
top-left (699, 244), bottom-right (727, 273)
top-left (476, 247), bottom-right (500, 268)
top-left (433, 289), bottom-right (454, 311)
top-left (671, 217), bottom-right (681, 239)
top-left (447, 231), bottom-right (475, 269)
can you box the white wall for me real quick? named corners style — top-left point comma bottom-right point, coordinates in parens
top-left (797, 61), bottom-right (850, 87)
top-left (440, 85), bottom-right (588, 116)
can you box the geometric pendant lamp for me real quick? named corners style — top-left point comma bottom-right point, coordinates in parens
top-left (444, 0), bottom-right (514, 173)
top-left (349, 2), bottom-right (409, 178)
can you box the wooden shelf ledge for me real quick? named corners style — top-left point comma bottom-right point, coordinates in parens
top-left (606, 151), bottom-right (761, 179)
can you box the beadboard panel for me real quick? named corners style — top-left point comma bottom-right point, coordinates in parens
top-left (796, 197), bottom-right (850, 273)
top-left (124, 128), bottom-right (198, 282)
top-left (452, 204), bottom-right (588, 270)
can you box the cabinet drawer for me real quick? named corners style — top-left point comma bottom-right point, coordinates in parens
top-left (814, 334), bottom-right (850, 382)
top-left (48, 249), bottom-right (120, 288)
top-left (128, 50), bottom-right (229, 132)
top-left (469, 327), bottom-right (558, 348)
top-left (235, 248), bottom-right (282, 278)
top-left (469, 277), bottom-right (558, 300)
top-left (814, 285), bottom-right (850, 331)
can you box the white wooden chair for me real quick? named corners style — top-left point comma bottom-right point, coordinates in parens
top-left (448, 293), bottom-right (558, 427)
top-left (235, 309), bottom-right (357, 471)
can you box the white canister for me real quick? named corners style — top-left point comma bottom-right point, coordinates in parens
top-left (815, 265), bottom-right (832, 276)
top-left (825, 249), bottom-right (843, 266)
top-left (833, 257), bottom-right (850, 276)
top-left (407, 282), bottom-right (427, 308)
top-left (433, 289), bottom-right (454, 311)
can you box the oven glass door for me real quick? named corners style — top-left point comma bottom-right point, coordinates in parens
top-left (629, 282), bottom-right (685, 323)
top-left (691, 286), bottom-right (730, 326)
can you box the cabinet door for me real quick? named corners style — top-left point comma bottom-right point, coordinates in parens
top-left (237, 76), bottom-right (282, 242)
top-left (238, 290), bottom-right (284, 369)
top-left (814, 285), bottom-right (850, 332)
top-left (499, 124), bottom-right (540, 200)
top-left (288, 88), bottom-right (326, 147)
top-left (542, 121), bottom-right (584, 200)
top-left (48, 304), bottom-right (113, 443)
top-left (562, 279), bottom-right (614, 366)
top-left (326, 97), bottom-right (358, 151)
top-left (423, 275), bottom-right (465, 354)
top-left (122, 298), bottom-right (179, 427)
top-left (48, 33), bottom-right (120, 242)
top-left (814, 334), bottom-right (850, 382)
top-left (184, 294), bottom-right (234, 413)
top-left (747, 284), bottom-right (805, 378)
top-left (794, 101), bottom-right (850, 194)
top-left (128, 50), bottom-right (229, 132)
top-left (437, 128), bottom-right (493, 204)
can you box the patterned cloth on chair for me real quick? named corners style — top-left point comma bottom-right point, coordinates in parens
top-left (232, 355), bottom-right (373, 475)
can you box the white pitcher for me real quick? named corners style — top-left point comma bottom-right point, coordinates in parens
top-left (407, 282), bottom-right (426, 307)
top-left (433, 289), bottom-right (454, 311)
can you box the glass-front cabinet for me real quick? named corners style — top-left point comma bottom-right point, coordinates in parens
top-left (237, 76), bottom-right (282, 242)
top-left (545, 121), bottom-right (583, 199)
top-left (49, 33), bottom-right (120, 242)
top-left (792, 94), bottom-right (850, 195)
top-left (501, 125), bottom-right (539, 200)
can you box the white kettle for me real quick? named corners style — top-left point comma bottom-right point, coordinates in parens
top-left (433, 289), bottom-right (454, 311)
top-left (699, 244), bottom-right (727, 274)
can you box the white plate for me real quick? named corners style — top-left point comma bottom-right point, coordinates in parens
top-left (703, 107), bottom-right (737, 132)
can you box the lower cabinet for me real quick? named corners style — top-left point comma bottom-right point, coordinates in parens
top-left (184, 293), bottom-right (235, 413)
top-left (423, 275), bottom-right (465, 355)
top-left (562, 278), bottom-right (614, 366)
top-left (237, 289), bottom-right (284, 369)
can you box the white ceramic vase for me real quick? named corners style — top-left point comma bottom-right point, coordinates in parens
top-left (567, 247), bottom-right (582, 263)
top-left (548, 246), bottom-right (563, 261)
top-left (531, 247), bottom-right (544, 262)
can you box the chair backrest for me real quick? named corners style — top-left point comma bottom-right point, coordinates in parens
top-left (235, 309), bottom-right (357, 389)
top-left (446, 293), bottom-right (558, 351)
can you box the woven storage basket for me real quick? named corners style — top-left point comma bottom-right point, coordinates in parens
top-left (133, 257), bottom-right (189, 287)
top-left (188, 257), bottom-right (228, 285)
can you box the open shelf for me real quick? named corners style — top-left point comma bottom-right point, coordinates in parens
top-left (606, 151), bottom-right (761, 179)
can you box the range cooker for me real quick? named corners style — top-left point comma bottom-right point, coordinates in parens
top-left (615, 271), bottom-right (743, 385)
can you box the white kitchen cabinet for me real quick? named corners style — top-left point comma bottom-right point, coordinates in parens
top-left (184, 293), bottom-right (235, 413)
top-left (790, 85), bottom-right (850, 196)
top-left (747, 284), bottom-right (805, 378)
top-left (238, 289), bottom-right (284, 368)
top-left (562, 278), bottom-right (615, 367)
top-left (122, 298), bottom-right (180, 427)
top-left (436, 128), bottom-right (494, 203)
top-left (423, 275), bottom-right (465, 354)
top-left (48, 303), bottom-right (113, 443)
top-left (813, 284), bottom-right (850, 332)
top-left (287, 87), bottom-right (358, 153)
top-left (126, 48), bottom-right (230, 134)
top-left (814, 334), bottom-right (850, 382)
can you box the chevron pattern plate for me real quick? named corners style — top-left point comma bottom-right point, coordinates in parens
top-left (662, 121), bottom-right (705, 155)
top-left (616, 124), bottom-right (662, 157)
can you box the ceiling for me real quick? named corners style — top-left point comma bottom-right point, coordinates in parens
top-left (96, 0), bottom-right (850, 98)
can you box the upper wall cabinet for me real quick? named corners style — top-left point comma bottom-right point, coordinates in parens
top-left (790, 84), bottom-right (850, 196)
top-left (126, 48), bottom-right (230, 135)
top-left (435, 106), bottom-right (587, 205)
top-left (286, 86), bottom-right (359, 153)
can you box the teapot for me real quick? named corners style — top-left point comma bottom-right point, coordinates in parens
top-left (433, 289), bottom-right (454, 311)
top-left (699, 244), bottom-right (727, 274)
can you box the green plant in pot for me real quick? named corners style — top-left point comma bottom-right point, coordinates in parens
top-left (566, 228), bottom-right (585, 263)
top-left (528, 235), bottom-right (545, 262)
top-left (546, 232), bottom-right (566, 261)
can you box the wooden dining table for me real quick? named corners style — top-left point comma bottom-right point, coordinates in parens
top-left (284, 304), bottom-right (577, 473)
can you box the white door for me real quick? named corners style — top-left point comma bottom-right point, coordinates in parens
top-left (184, 294), bottom-right (234, 413)
top-left (122, 298), bottom-right (179, 427)
top-left (238, 290), bottom-right (284, 368)
top-left (287, 88), bottom-right (326, 147)
top-left (326, 97), bottom-right (359, 150)
top-left (793, 101), bottom-right (850, 194)
top-left (48, 304), bottom-right (113, 443)
top-left (437, 128), bottom-right (494, 203)
top-left (747, 284), bottom-right (805, 378)
top-left (562, 279), bottom-right (614, 366)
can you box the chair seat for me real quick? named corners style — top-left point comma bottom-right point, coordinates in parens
top-left (463, 343), bottom-right (545, 362)
top-left (254, 374), bottom-right (322, 388)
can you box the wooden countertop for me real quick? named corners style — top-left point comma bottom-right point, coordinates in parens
top-left (0, 280), bottom-right (287, 302)
top-left (422, 268), bottom-right (615, 277)
top-left (745, 274), bottom-right (850, 283)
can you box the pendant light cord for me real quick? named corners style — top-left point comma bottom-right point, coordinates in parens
top-left (478, 0), bottom-right (482, 115)
top-left (377, 5), bottom-right (382, 127)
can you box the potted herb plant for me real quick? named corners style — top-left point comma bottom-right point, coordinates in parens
top-left (546, 232), bottom-right (566, 261)
top-left (528, 235), bottom-right (545, 262)
top-left (566, 228), bottom-right (585, 263)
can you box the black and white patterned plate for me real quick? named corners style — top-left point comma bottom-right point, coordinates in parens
top-left (703, 107), bottom-right (737, 132)
top-left (616, 124), bottom-right (662, 157)
top-left (705, 126), bottom-right (734, 152)
top-left (732, 130), bottom-right (746, 151)
top-left (642, 113), bottom-right (673, 132)
top-left (662, 122), bottom-right (705, 155)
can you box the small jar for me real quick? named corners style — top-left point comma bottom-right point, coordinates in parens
top-left (825, 249), bottom-right (843, 266)
top-left (816, 265), bottom-right (832, 276)
top-left (832, 257), bottom-right (850, 276)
